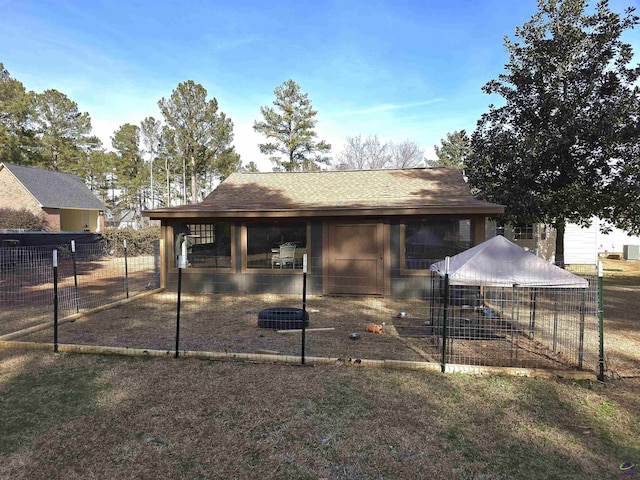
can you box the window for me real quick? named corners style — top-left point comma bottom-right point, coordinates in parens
top-left (513, 224), bottom-right (534, 240)
top-left (404, 218), bottom-right (471, 270)
top-left (246, 222), bottom-right (307, 269)
top-left (174, 222), bottom-right (232, 268)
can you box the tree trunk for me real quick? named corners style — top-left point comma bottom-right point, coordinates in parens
top-left (165, 160), bottom-right (171, 207)
top-left (555, 221), bottom-right (565, 268)
top-left (150, 156), bottom-right (154, 209)
top-left (191, 153), bottom-right (198, 203)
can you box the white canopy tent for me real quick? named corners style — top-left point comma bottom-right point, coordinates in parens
top-left (430, 235), bottom-right (589, 289)
top-left (429, 236), bottom-right (594, 372)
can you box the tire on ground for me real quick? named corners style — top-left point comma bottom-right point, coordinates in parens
top-left (258, 307), bottom-right (310, 330)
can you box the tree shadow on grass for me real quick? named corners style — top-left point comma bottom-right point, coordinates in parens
top-left (0, 352), bottom-right (103, 456)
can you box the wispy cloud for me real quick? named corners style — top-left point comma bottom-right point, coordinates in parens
top-left (331, 99), bottom-right (446, 118)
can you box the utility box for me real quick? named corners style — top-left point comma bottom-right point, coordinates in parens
top-left (623, 245), bottom-right (640, 261)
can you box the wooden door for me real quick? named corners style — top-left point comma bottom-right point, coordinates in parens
top-left (327, 223), bottom-right (384, 295)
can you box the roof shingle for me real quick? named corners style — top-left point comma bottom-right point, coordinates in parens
top-left (1, 163), bottom-right (105, 210)
top-left (146, 167), bottom-right (503, 217)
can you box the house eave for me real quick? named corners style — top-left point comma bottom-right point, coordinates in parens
top-left (143, 205), bottom-right (505, 219)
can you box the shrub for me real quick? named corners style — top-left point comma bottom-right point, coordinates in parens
top-left (102, 226), bottom-right (160, 256)
top-left (0, 208), bottom-right (48, 231)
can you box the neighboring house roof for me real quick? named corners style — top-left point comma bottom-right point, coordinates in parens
top-left (119, 210), bottom-right (136, 222)
top-left (145, 167), bottom-right (504, 219)
top-left (1, 163), bottom-right (105, 210)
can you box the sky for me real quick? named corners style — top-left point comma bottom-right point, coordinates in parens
top-left (2, 0), bottom-right (640, 172)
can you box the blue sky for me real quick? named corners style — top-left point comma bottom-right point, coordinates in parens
top-left (2, 0), bottom-right (639, 171)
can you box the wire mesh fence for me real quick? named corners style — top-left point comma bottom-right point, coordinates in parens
top-left (0, 241), bottom-right (160, 337)
top-left (2, 249), bottom-right (602, 375)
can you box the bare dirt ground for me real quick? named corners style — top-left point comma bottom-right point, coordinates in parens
top-left (17, 291), bottom-right (590, 371)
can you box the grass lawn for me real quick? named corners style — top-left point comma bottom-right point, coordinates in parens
top-left (0, 259), bottom-right (638, 479)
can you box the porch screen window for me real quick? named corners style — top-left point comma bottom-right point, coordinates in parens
top-left (405, 218), bottom-right (471, 269)
top-left (174, 222), bottom-right (232, 268)
top-left (247, 223), bottom-right (307, 269)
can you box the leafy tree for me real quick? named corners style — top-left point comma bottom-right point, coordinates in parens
top-left (32, 89), bottom-right (101, 174)
top-left (112, 123), bottom-right (146, 224)
top-left (86, 149), bottom-right (118, 208)
top-left (466, 0), bottom-right (640, 264)
top-left (242, 161), bottom-right (260, 172)
top-left (158, 124), bottom-right (182, 206)
top-left (608, 155), bottom-right (640, 234)
top-left (214, 148), bottom-right (241, 181)
top-left (0, 63), bottom-right (37, 164)
top-left (254, 79), bottom-right (331, 171)
top-left (158, 80), bottom-right (238, 203)
top-left (430, 130), bottom-right (471, 169)
top-left (140, 116), bottom-right (161, 209)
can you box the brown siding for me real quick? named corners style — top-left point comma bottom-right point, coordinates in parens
top-left (43, 208), bottom-right (61, 231)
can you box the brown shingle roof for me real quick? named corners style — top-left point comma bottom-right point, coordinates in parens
top-left (145, 167), bottom-right (504, 218)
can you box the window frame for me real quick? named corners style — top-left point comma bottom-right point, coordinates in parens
top-left (169, 220), bottom-right (235, 273)
top-left (399, 217), bottom-right (473, 275)
top-left (513, 224), bottom-right (534, 240)
top-left (241, 221), bottom-right (312, 274)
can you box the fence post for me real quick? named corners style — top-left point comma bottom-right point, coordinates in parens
top-left (529, 288), bottom-right (537, 339)
top-left (153, 240), bottom-right (160, 288)
top-left (124, 239), bottom-right (130, 299)
top-left (441, 256), bottom-right (450, 373)
top-left (71, 240), bottom-right (80, 313)
top-left (53, 249), bottom-right (59, 353)
top-left (578, 289), bottom-right (586, 370)
top-left (598, 261), bottom-right (605, 381)
top-left (552, 292), bottom-right (559, 352)
top-left (301, 254), bottom-right (307, 365)
top-left (175, 255), bottom-right (186, 358)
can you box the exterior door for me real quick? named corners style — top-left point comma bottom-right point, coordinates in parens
top-left (327, 223), bottom-right (384, 295)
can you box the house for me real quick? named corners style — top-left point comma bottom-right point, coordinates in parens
top-left (487, 219), bottom-right (640, 265)
top-left (0, 162), bottom-right (105, 232)
top-left (143, 167), bottom-right (504, 296)
top-left (486, 221), bottom-right (556, 261)
top-left (105, 209), bottom-right (138, 229)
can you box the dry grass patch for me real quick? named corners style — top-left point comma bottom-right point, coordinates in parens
top-left (1, 258), bottom-right (639, 478)
top-left (601, 259), bottom-right (640, 377)
top-left (0, 350), bottom-right (639, 479)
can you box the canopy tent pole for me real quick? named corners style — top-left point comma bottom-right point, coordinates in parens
top-left (529, 287), bottom-right (537, 339)
top-left (440, 257), bottom-right (450, 373)
top-left (510, 285), bottom-right (516, 365)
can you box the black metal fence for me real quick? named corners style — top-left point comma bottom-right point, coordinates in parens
top-left (1, 249), bottom-right (603, 377)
